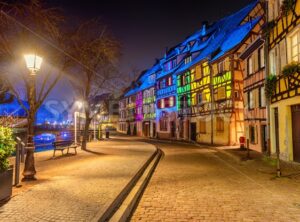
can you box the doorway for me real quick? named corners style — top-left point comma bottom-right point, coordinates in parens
top-left (292, 105), bottom-right (300, 162)
top-left (261, 125), bottom-right (267, 153)
top-left (191, 122), bottom-right (197, 142)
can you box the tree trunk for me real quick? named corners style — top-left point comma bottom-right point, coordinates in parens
top-left (81, 117), bottom-right (91, 150)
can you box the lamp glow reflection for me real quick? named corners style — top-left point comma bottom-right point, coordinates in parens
top-left (24, 54), bottom-right (43, 74)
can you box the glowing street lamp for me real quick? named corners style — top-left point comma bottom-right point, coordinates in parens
top-left (24, 54), bottom-right (43, 74)
top-left (22, 53), bottom-right (43, 180)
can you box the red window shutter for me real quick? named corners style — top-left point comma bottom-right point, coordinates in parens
top-left (157, 100), bottom-right (161, 109)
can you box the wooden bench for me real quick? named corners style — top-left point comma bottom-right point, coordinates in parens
top-left (52, 141), bottom-right (78, 157)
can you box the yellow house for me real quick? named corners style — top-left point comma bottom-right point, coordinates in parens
top-left (268, 0), bottom-right (300, 162)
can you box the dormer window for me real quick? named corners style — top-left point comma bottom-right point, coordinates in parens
top-left (185, 56), bottom-right (192, 64)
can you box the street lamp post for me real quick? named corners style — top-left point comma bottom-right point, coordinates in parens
top-left (22, 54), bottom-right (43, 181)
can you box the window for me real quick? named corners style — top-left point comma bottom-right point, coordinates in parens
top-left (259, 86), bottom-right (266, 108)
top-left (180, 96), bottom-right (188, 108)
top-left (235, 91), bottom-right (241, 100)
top-left (165, 61), bottom-right (173, 71)
top-left (248, 90), bottom-right (254, 109)
top-left (216, 117), bottom-right (224, 132)
top-left (217, 87), bottom-right (226, 100)
top-left (199, 120), bottom-right (206, 134)
top-left (197, 93), bottom-right (206, 104)
top-left (269, 49), bottom-right (277, 75)
top-left (167, 76), bottom-right (172, 86)
top-left (160, 79), bottom-right (166, 89)
top-left (202, 62), bottom-right (210, 76)
top-left (169, 96), bottom-right (175, 107)
top-left (181, 75), bottom-right (186, 86)
top-left (161, 99), bottom-right (165, 109)
top-left (218, 61), bottom-right (224, 73)
top-left (290, 31), bottom-right (300, 62)
top-left (185, 56), bottom-right (192, 64)
top-left (258, 47), bottom-right (265, 69)
top-left (247, 56), bottom-right (253, 75)
top-left (137, 107), bottom-right (142, 115)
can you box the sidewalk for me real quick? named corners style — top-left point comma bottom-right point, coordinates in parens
top-left (0, 137), bottom-right (156, 222)
top-left (215, 146), bottom-right (300, 179)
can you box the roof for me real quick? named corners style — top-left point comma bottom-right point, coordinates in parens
top-left (123, 0), bottom-right (260, 96)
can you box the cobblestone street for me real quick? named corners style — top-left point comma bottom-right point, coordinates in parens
top-left (0, 137), bottom-right (156, 222)
top-left (132, 141), bottom-right (300, 222)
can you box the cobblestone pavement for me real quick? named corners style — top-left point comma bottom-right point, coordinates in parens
top-left (132, 141), bottom-right (300, 222)
top-left (0, 137), bottom-right (156, 222)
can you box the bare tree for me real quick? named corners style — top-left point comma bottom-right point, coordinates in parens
top-left (0, 79), bottom-right (13, 104)
top-left (0, 0), bottom-right (69, 180)
top-left (68, 19), bottom-right (120, 150)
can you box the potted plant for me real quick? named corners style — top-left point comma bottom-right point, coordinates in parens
top-left (282, 62), bottom-right (300, 77)
top-left (281, 0), bottom-right (295, 16)
top-left (0, 126), bottom-right (15, 201)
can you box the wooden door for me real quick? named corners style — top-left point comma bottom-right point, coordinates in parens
top-left (191, 122), bottom-right (197, 141)
top-left (292, 105), bottom-right (300, 162)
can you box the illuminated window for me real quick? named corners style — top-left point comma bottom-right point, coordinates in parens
top-left (169, 96), bottom-right (174, 107)
top-left (161, 99), bottom-right (165, 108)
top-left (202, 62), bottom-right (210, 76)
top-left (167, 76), bottom-right (172, 86)
top-left (185, 56), bottom-right (192, 64)
top-left (259, 87), bottom-right (266, 108)
top-left (216, 117), bottom-right (224, 132)
top-left (258, 47), bottom-right (265, 69)
top-left (199, 120), bottom-right (206, 134)
top-left (247, 56), bottom-right (253, 75)
top-left (218, 61), bottom-right (224, 73)
top-left (248, 90), bottom-right (254, 109)
top-left (197, 93), bottom-right (203, 104)
top-left (290, 31), bottom-right (300, 62)
top-left (269, 49), bottom-right (277, 75)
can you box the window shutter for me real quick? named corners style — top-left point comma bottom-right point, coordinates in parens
top-left (212, 64), bottom-right (218, 75)
top-left (196, 65), bottom-right (202, 79)
top-left (254, 51), bottom-right (259, 72)
top-left (224, 57), bottom-right (230, 71)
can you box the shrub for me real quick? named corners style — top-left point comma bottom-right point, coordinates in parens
top-left (281, 0), bottom-right (295, 16)
top-left (0, 126), bottom-right (15, 172)
top-left (265, 75), bottom-right (277, 100)
top-left (282, 62), bottom-right (300, 77)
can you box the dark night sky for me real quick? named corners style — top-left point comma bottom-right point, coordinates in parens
top-left (50, 0), bottom-right (254, 79)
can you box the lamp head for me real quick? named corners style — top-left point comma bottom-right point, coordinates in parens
top-left (24, 54), bottom-right (43, 74)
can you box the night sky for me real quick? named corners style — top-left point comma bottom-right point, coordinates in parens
top-left (50, 0), bottom-right (254, 79)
